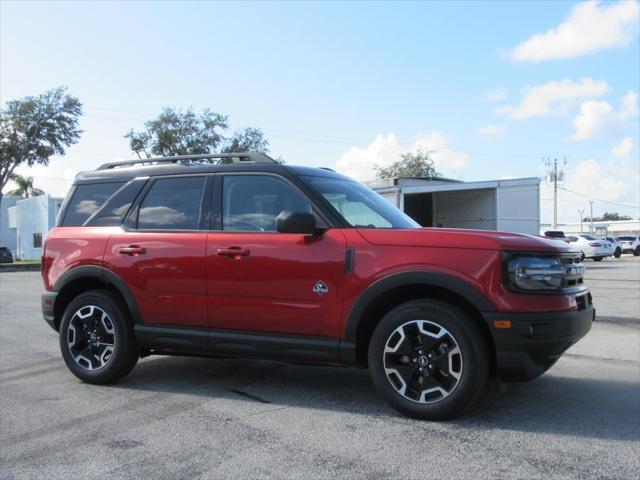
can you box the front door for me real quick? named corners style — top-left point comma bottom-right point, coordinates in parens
top-left (104, 175), bottom-right (210, 327)
top-left (206, 174), bottom-right (346, 338)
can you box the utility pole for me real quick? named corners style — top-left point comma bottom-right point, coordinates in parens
top-left (589, 201), bottom-right (594, 234)
top-left (544, 157), bottom-right (567, 230)
top-left (578, 208), bottom-right (585, 233)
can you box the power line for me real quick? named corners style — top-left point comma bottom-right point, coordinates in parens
top-left (559, 186), bottom-right (640, 210)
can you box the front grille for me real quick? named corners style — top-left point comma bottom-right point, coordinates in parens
top-left (559, 255), bottom-right (585, 289)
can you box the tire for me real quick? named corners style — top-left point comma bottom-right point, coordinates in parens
top-left (593, 257), bottom-right (603, 262)
top-left (59, 290), bottom-right (139, 384)
top-left (368, 299), bottom-right (489, 420)
top-left (580, 252), bottom-right (586, 261)
top-left (614, 248), bottom-right (621, 258)
top-left (634, 247), bottom-right (640, 257)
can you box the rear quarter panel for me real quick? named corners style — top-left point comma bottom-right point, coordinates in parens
top-left (42, 227), bottom-right (117, 291)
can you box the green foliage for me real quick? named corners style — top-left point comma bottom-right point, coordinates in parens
top-left (6, 174), bottom-right (45, 198)
top-left (584, 212), bottom-right (633, 222)
top-left (125, 107), bottom-right (270, 158)
top-left (374, 147), bottom-right (440, 179)
top-left (0, 87), bottom-right (82, 198)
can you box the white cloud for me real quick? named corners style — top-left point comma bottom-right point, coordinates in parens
top-left (612, 137), bottom-right (633, 158)
top-left (475, 125), bottom-right (504, 136)
top-left (479, 87), bottom-right (507, 102)
top-left (540, 158), bottom-right (638, 224)
top-left (510, 0), bottom-right (640, 62)
top-left (497, 78), bottom-right (609, 119)
top-left (336, 132), bottom-right (467, 182)
top-left (621, 90), bottom-right (639, 118)
top-left (570, 91), bottom-right (639, 140)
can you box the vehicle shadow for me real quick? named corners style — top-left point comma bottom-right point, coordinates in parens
top-left (112, 355), bottom-right (640, 442)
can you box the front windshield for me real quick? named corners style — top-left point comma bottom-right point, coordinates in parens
top-left (302, 176), bottom-right (420, 229)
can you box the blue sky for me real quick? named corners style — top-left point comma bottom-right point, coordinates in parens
top-left (1, 0), bottom-right (639, 223)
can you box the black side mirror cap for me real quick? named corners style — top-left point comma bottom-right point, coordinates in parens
top-left (276, 211), bottom-right (318, 235)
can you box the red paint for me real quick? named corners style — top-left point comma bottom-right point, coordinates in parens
top-left (43, 224), bottom-right (586, 336)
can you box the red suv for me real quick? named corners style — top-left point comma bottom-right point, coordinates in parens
top-left (42, 153), bottom-right (593, 419)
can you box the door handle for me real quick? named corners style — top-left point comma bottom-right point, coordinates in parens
top-left (217, 246), bottom-right (250, 258)
top-left (118, 245), bottom-right (147, 256)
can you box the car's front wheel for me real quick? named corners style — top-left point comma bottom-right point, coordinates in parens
top-left (368, 299), bottom-right (489, 420)
top-left (59, 290), bottom-right (139, 384)
top-left (593, 257), bottom-right (604, 262)
top-left (634, 247), bottom-right (640, 257)
top-left (614, 248), bottom-right (621, 258)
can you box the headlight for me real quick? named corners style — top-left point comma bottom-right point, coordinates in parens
top-left (505, 255), bottom-right (584, 292)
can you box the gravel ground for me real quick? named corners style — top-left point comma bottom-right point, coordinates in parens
top-left (1, 257), bottom-right (638, 479)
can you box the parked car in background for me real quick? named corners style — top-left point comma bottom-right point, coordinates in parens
top-left (566, 234), bottom-right (613, 261)
top-left (603, 237), bottom-right (622, 258)
top-left (618, 236), bottom-right (640, 256)
top-left (543, 230), bottom-right (570, 243)
top-left (0, 247), bottom-right (14, 264)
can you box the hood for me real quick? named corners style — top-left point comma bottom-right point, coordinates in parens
top-left (357, 227), bottom-right (577, 253)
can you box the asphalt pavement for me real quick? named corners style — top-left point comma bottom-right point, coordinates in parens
top-left (1, 257), bottom-right (638, 479)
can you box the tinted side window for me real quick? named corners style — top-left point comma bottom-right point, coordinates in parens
top-left (62, 182), bottom-right (124, 226)
top-left (137, 176), bottom-right (206, 230)
top-left (86, 179), bottom-right (146, 227)
top-left (222, 175), bottom-right (312, 232)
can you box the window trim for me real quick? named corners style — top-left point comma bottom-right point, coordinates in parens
top-left (123, 173), bottom-right (213, 233)
top-left (214, 172), bottom-right (331, 234)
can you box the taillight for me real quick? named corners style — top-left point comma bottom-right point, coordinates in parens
top-left (589, 242), bottom-right (601, 247)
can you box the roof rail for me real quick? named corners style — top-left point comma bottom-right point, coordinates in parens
top-left (97, 152), bottom-right (277, 170)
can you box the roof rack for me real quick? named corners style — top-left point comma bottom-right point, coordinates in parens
top-left (97, 152), bottom-right (277, 170)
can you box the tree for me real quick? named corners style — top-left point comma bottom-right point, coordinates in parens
top-left (6, 174), bottom-right (45, 198)
top-left (0, 87), bottom-right (82, 204)
top-left (584, 212), bottom-right (633, 222)
top-left (125, 107), bottom-right (270, 158)
top-left (374, 147), bottom-right (440, 179)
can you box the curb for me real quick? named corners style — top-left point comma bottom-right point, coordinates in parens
top-left (0, 263), bottom-right (41, 272)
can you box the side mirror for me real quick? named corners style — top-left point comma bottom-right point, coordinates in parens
top-left (276, 211), bottom-right (317, 235)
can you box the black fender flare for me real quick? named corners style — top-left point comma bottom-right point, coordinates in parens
top-left (53, 266), bottom-right (143, 324)
top-left (343, 270), bottom-right (495, 343)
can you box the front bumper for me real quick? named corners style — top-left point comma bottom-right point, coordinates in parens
top-left (42, 292), bottom-right (58, 331)
top-left (485, 302), bottom-right (594, 382)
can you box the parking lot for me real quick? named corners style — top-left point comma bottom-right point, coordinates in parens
top-left (1, 258), bottom-right (638, 480)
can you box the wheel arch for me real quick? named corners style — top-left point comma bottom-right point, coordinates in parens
top-left (52, 266), bottom-right (142, 331)
top-left (343, 271), bottom-right (497, 371)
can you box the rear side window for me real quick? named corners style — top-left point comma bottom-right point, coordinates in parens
top-left (137, 176), bottom-right (206, 230)
top-left (61, 182), bottom-right (124, 226)
top-left (85, 179), bottom-right (146, 227)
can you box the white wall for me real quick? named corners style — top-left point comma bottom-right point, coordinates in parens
top-left (497, 184), bottom-right (540, 235)
top-left (434, 189), bottom-right (497, 230)
top-left (15, 195), bottom-right (61, 260)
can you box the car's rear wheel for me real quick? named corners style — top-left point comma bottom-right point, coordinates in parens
top-left (593, 257), bottom-right (603, 262)
top-left (59, 290), bottom-right (138, 384)
top-left (368, 299), bottom-right (489, 420)
top-left (614, 248), bottom-right (621, 258)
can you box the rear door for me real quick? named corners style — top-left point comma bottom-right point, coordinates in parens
top-left (205, 173), bottom-right (346, 338)
top-left (104, 175), bottom-right (212, 327)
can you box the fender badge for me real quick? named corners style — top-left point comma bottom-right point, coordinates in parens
top-left (313, 281), bottom-right (329, 296)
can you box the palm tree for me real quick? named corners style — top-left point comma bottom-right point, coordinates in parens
top-left (7, 174), bottom-right (45, 198)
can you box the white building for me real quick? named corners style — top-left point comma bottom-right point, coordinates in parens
top-left (7, 195), bottom-right (63, 260)
top-left (368, 176), bottom-right (540, 235)
top-left (541, 220), bottom-right (640, 237)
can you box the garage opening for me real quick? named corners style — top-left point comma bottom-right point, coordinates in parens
top-left (404, 193), bottom-right (434, 226)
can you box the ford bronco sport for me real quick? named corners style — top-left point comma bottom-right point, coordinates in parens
top-left (42, 152), bottom-right (594, 419)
